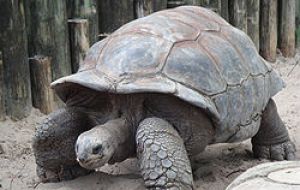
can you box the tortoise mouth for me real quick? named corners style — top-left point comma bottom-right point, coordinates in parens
top-left (77, 154), bottom-right (106, 169)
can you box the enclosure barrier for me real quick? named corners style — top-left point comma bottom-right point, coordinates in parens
top-left (0, 0), bottom-right (298, 120)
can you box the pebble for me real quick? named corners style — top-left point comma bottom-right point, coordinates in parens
top-left (0, 144), bottom-right (5, 154)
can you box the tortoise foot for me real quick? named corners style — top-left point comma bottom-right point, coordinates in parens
top-left (252, 140), bottom-right (296, 161)
top-left (37, 164), bottom-right (93, 183)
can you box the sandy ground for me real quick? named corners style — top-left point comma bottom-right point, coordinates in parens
top-left (0, 51), bottom-right (299, 190)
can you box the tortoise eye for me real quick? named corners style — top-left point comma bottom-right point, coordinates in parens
top-left (92, 144), bottom-right (103, 155)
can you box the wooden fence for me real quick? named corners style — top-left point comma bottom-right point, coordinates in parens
top-left (0, 0), bottom-right (298, 120)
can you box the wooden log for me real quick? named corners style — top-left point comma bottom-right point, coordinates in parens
top-left (134, 0), bottom-right (167, 18)
top-left (296, 0), bottom-right (300, 47)
top-left (229, 0), bottom-right (247, 32)
top-left (184, 0), bottom-right (201, 6)
top-left (29, 56), bottom-right (54, 114)
top-left (98, 0), bottom-right (135, 34)
top-left (0, 0), bottom-right (32, 120)
top-left (278, 0), bottom-right (295, 57)
top-left (67, 0), bottom-right (98, 44)
top-left (221, 0), bottom-right (229, 21)
top-left (0, 51), bottom-right (5, 120)
top-left (168, 0), bottom-right (205, 7)
top-left (25, 0), bottom-right (72, 81)
top-left (167, 0), bottom-right (185, 8)
top-left (200, 0), bottom-right (221, 14)
top-left (152, 0), bottom-right (168, 11)
top-left (259, 0), bottom-right (277, 62)
top-left (68, 19), bottom-right (90, 73)
top-left (247, 0), bottom-right (260, 50)
top-left (135, 0), bottom-right (144, 18)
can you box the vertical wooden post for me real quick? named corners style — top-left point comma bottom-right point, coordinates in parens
top-left (167, 0), bottom-right (185, 8)
top-left (98, 0), bottom-right (135, 35)
top-left (221, 0), bottom-right (229, 21)
top-left (278, 0), bottom-right (295, 57)
top-left (184, 0), bottom-right (201, 6)
top-left (135, 0), bottom-right (167, 18)
top-left (135, 0), bottom-right (144, 18)
top-left (0, 51), bottom-right (5, 120)
top-left (68, 19), bottom-right (90, 73)
top-left (153, 0), bottom-right (168, 11)
top-left (67, 0), bottom-right (99, 44)
top-left (229, 0), bottom-right (247, 32)
top-left (296, 0), bottom-right (300, 47)
top-left (29, 56), bottom-right (54, 114)
top-left (25, 0), bottom-right (72, 81)
top-left (247, 0), bottom-right (260, 50)
top-left (200, 0), bottom-right (222, 14)
top-left (0, 0), bottom-right (32, 120)
top-left (259, 0), bottom-right (277, 62)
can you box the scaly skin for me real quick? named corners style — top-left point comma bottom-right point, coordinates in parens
top-left (136, 118), bottom-right (194, 190)
top-left (32, 108), bottom-right (94, 182)
top-left (252, 99), bottom-right (296, 160)
top-left (33, 90), bottom-right (296, 189)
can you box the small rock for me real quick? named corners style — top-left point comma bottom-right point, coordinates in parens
top-left (0, 144), bottom-right (5, 154)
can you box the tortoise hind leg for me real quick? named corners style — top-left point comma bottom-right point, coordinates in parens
top-left (33, 108), bottom-right (94, 182)
top-left (252, 99), bottom-right (296, 160)
top-left (136, 117), bottom-right (193, 190)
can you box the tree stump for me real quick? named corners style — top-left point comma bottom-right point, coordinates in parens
top-left (259, 0), bottom-right (277, 62)
top-left (0, 0), bottom-right (32, 120)
top-left (68, 19), bottom-right (90, 73)
top-left (29, 56), bottom-right (54, 114)
top-left (247, 0), bottom-right (260, 50)
top-left (67, 0), bottom-right (98, 44)
top-left (278, 0), bottom-right (295, 57)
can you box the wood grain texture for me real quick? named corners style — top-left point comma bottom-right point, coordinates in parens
top-left (68, 19), bottom-right (90, 73)
top-left (0, 0), bottom-right (32, 120)
top-left (67, 0), bottom-right (98, 44)
top-left (296, 0), bottom-right (300, 47)
top-left (259, 0), bottom-right (277, 62)
top-left (0, 51), bottom-right (5, 120)
top-left (98, 0), bottom-right (135, 34)
top-left (25, 0), bottom-right (72, 81)
top-left (278, 0), bottom-right (295, 57)
top-left (29, 56), bottom-right (54, 114)
top-left (247, 0), bottom-right (260, 50)
top-left (135, 0), bottom-right (167, 18)
top-left (229, 0), bottom-right (247, 32)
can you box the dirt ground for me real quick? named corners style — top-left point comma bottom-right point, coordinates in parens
top-left (0, 51), bottom-right (299, 190)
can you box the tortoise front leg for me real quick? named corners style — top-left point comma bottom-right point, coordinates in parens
top-left (252, 99), bottom-right (296, 160)
top-left (136, 117), bottom-right (193, 190)
top-left (33, 108), bottom-right (94, 182)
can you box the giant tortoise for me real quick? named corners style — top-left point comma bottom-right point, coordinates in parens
top-left (33, 6), bottom-right (295, 190)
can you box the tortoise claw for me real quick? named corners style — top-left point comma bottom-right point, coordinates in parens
top-left (252, 140), bottom-right (296, 161)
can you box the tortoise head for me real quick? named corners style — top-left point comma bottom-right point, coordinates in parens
top-left (75, 124), bottom-right (116, 169)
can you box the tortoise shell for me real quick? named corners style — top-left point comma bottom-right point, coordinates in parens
top-left (52, 6), bottom-right (285, 143)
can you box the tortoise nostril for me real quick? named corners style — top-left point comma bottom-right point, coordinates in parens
top-left (92, 144), bottom-right (103, 155)
top-left (75, 144), bottom-right (79, 153)
top-left (77, 153), bottom-right (87, 162)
